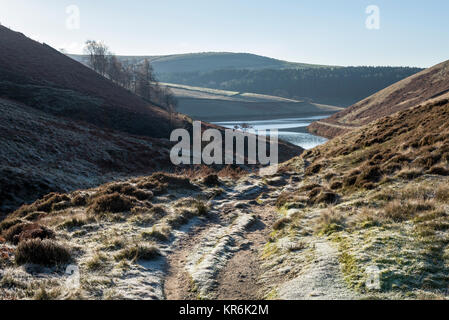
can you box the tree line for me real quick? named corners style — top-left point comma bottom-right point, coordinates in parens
top-left (83, 40), bottom-right (177, 112)
top-left (159, 66), bottom-right (423, 106)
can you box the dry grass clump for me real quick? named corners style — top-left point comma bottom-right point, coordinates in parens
top-left (15, 239), bottom-right (71, 266)
top-left (354, 164), bottom-right (383, 187)
top-left (276, 191), bottom-right (293, 209)
top-left (413, 209), bottom-right (447, 223)
top-left (343, 169), bottom-right (361, 187)
top-left (307, 187), bottom-right (338, 205)
top-left (201, 174), bottom-right (221, 187)
top-left (352, 207), bottom-right (382, 228)
top-left (102, 237), bottom-right (126, 251)
top-left (115, 244), bottom-right (160, 262)
top-left (150, 172), bottom-right (197, 189)
top-left (341, 164), bottom-right (383, 189)
top-left (13, 193), bottom-right (71, 217)
top-left (399, 185), bottom-right (433, 201)
top-left (58, 216), bottom-right (92, 230)
top-left (88, 193), bottom-right (134, 214)
top-left (217, 165), bottom-right (247, 180)
top-left (135, 172), bottom-right (199, 196)
top-left (102, 182), bottom-right (153, 201)
top-left (323, 171), bottom-right (337, 181)
top-left (70, 193), bottom-right (88, 206)
top-left (427, 165), bottom-right (449, 176)
top-left (141, 225), bottom-right (171, 242)
top-left (180, 165), bottom-right (247, 181)
top-left (3, 222), bottom-right (55, 244)
top-left (272, 217), bottom-right (291, 231)
top-left (299, 183), bottom-right (322, 192)
top-left (86, 252), bottom-right (108, 271)
top-left (381, 200), bottom-right (434, 222)
top-left (436, 186), bottom-right (449, 203)
top-left (194, 199), bottom-right (209, 216)
top-left (396, 167), bottom-right (423, 179)
top-left (316, 208), bottom-right (345, 235)
top-left (0, 218), bottom-right (22, 233)
top-left (304, 162), bottom-right (323, 176)
top-left (329, 181), bottom-right (343, 190)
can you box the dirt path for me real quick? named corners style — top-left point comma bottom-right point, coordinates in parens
top-left (163, 174), bottom-right (357, 300)
top-left (163, 175), bottom-right (283, 300)
top-left (278, 239), bottom-right (359, 300)
top-left (214, 205), bottom-right (278, 300)
top-left (164, 218), bottom-right (222, 300)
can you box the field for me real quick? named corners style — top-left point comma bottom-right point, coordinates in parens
top-left (161, 82), bottom-right (343, 122)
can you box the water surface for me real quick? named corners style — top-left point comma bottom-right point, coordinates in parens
top-left (213, 116), bottom-right (328, 150)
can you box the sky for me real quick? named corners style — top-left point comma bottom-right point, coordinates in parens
top-left (0, 0), bottom-right (448, 67)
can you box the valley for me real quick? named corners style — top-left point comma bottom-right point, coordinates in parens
top-left (1, 7), bottom-right (449, 302)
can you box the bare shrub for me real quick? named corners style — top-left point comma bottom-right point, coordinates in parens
top-left (88, 193), bottom-right (133, 214)
top-left (14, 193), bottom-right (71, 216)
top-left (381, 200), bottom-right (434, 222)
top-left (115, 245), bottom-right (160, 262)
top-left (15, 239), bottom-right (71, 266)
top-left (71, 193), bottom-right (88, 206)
top-left (201, 174), bottom-right (220, 186)
top-left (3, 223), bottom-right (55, 244)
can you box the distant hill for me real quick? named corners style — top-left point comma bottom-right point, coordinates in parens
top-left (158, 67), bottom-right (423, 107)
top-left (71, 52), bottom-right (422, 107)
top-left (308, 59), bottom-right (449, 138)
top-left (69, 52), bottom-right (331, 74)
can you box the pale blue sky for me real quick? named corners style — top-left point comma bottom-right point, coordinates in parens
top-left (0, 0), bottom-right (448, 67)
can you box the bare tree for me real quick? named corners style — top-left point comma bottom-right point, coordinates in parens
top-left (135, 59), bottom-right (155, 100)
top-left (82, 42), bottom-right (178, 113)
top-left (106, 55), bottom-right (123, 84)
top-left (84, 40), bottom-right (110, 76)
top-left (120, 60), bottom-right (135, 91)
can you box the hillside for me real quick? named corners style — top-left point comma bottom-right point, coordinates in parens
top-left (309, 60), bottom-right (449, 138)
top-left (70, 52), bottom-right (330, 74)
top-left (0, 26), bottom-right (188, 138)
top-left (0, 98), bottom-right (174, 216)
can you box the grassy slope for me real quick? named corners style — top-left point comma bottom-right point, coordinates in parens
top-left (0, 98), bottom-right (174, 215)
top-left (273, 98), bottom-right (449, 298)
top-left (309, 60), bottom-right (449, 138)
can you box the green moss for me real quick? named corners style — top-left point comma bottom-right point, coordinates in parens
top-left (319, 223), bottom-right (343, 236)
top-left (261, 242), bottom-right (279, 259)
